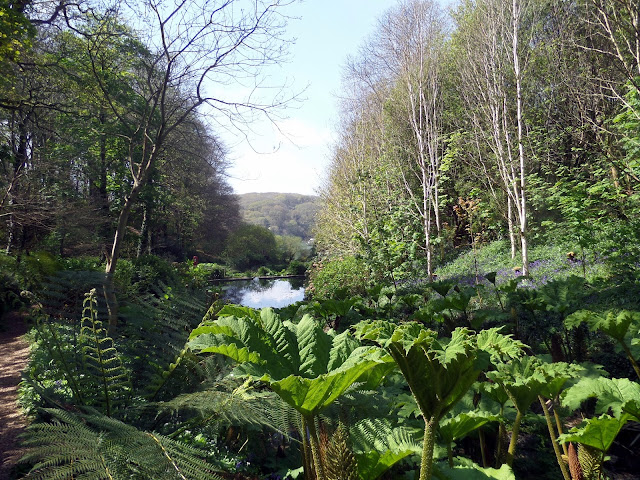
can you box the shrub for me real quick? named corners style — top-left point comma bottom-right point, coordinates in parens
top-left (0, 270), bottom-right (26, 322)
top-left (224, 224), bottom-right (278, 270)
top-left (256, 265), bottom-right (272, 276)
top-left (132, 255), bottom-right (179, 293)
top-left (113, 259), bottom-right (136, 296)
top-left (185, 262), bottom-right (227, 288)
top-left (307, 256), bottom-right (369, 300)
top-left (287, 260), bottom-right (307, 276)
top-left (61, 256), bottom-right (102, 271)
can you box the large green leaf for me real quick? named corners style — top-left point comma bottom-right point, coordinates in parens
top-left (356, 322), bottom-right (492, 421)
top-left (475, 328), bottom-right (526, 363)
top-left (439, 411), bottom-right (499, 444)
top-left (217, 304), bottom-right (262, 322)
top-left (561, 377), bottom-right (640, 420)
top-left (189, 308), bottom-right (392, 417)
top-left (434, 459), bottom-right (515, 480)
top-left (557, 414), bottom-right (632, 452)
top-left (297, 314), bottom-right (332, 377)
top-left (267, 350), bottom-right (391, 416)
top-left (535, 360), bottom-right (585, 400)
top-left (478, 381), bottom-right (510, 407)
top-left (189, 313), bottom-right (296, 380)
top-left (485, 357), bottom-right (545, 413)
top-left (565, 310), bottom-right (640, 342)
top-left (355, 449), bottom-right (415, 480)
top-left (327, 330), bottom-right (361, 371)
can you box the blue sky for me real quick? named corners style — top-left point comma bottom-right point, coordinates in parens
top-left (225, 0), bottom-right (399, 196)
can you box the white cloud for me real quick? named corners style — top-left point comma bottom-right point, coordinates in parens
top-left (227, 118), bottom-right (330, 196)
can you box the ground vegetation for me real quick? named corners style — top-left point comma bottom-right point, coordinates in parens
top-left (2, 0), bottom-right (640, 479)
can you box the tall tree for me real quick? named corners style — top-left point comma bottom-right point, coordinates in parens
top-left (453, 0), bottom-right (535, 273)
top-left (57, 1), bottom-right (298, 329)
top-left (366, 0), bottom-right (447, 279)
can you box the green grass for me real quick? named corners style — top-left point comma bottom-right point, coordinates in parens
top-left (434, 240), bottom-right (611, 287)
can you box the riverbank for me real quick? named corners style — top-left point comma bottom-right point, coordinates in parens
top-left (209, 274), bottom-right (305, 283)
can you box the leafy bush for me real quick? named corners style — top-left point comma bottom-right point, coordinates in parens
top-left (224, 224), bottom-right (279, 270)
top-left (112, 259), bottom-right (136, 296)
top-left (287, 260), bottom-right (307, 275)
top-left (133, 255), bottom-right (178, 290)
top-left (307, 256), bottom-right (370, 299)
top-left (0, 270), bottom-right (26, 321)
top-left (111, 255), bottom-right (180, 297)
top-left (185, 262), bottom-right (227, 289)
top-left (256, 265), bottom-right (273, 276)
top-left (60, 256), bottom-right (102, 271)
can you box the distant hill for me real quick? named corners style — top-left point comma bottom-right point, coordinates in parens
top-left (237, 192), bottom-right (320, 240)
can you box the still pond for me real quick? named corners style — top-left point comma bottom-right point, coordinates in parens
top-left (219, 277), bottom-right (305, 309)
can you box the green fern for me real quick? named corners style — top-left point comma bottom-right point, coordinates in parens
top-left (20, 408), bottom-right (223, 480)
top-left (323, 424), bottom-right (359, 480)
top-left (349, 417), bottom-right (423, 479)
top-left (577, 444), bottom-right (605, 480)
top-left (120, 284), bottom-right (209, 402)
top-left (79, 289), bottom-right (132, 416)
top-left (159, 377), bottom-right (288, 432)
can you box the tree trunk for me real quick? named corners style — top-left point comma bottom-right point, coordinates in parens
top-left (5, 209), bottom-right (15, 255)
top-left (512, 0), bottom-right (529, 276)
top-left (423, 166), bottom-right (433, 280)
top-left (508, 196), bottom-right (516, 260)
top-left (137, 203), bottom-right (148, 258)
top-left (6, 118), bottom-right (29, 255)
top-left (104, 189), bottom-right (139, 333)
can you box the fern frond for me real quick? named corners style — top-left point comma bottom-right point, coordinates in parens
top-left (21, 408), bottom-right (223, 480)
top-left (119, 285), bottom-right (208, 401)
top-left (159, 378), bottom-right (284, 430)
top-left (79, 289), bottom-right (132, 416)
top-left (350, 418), bottom-right (422, 455)
top-left (38, 270), bottom-right (108, 322)
top-left (577, 444), bottom-right (603, 480)
top-left (349, 417), bottom-right (422, 479)
top-left (323, 424), bottom-right (359, 480)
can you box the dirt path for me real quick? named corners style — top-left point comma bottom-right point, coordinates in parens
top-left (0, 313), bottom-right (30, 479)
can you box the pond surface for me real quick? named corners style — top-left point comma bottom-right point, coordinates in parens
top-left (220, 277), bottom-right (305, 309)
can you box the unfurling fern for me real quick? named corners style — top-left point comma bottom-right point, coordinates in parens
top-left (79, 289), bottom-right (132, 416)
top-left (323, 423), bottom-right (359, 480)
top-left (577, 444), bottom-right (605, 480)
top-left (20, 408), bottom-right (222, 480)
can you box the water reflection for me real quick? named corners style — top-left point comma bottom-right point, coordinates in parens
top-left (221, 278), bottom-right (305, 309)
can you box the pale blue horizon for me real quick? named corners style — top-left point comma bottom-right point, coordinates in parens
top-left (226, 0), bottom-right (400, 196)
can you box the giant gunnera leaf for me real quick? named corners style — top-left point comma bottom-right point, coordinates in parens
top-left (561, 376), bottom-right (640, 420)
top-left (557, 414), bottom-right (632, 452)
top-left (434, 458), bottom-right (515, 480)
top-left (188, 308), bottom-right (393, 417)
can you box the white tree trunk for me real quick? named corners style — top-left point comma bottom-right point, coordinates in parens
top-left (512, 0), bottom-right (529, 275)
top-left (508, 196), bottom-right (516, 260)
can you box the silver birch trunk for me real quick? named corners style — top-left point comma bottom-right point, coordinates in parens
top-left (508, 196), bottom-right (516, 260)
top-left (512, 0), bottom-right (529, 275)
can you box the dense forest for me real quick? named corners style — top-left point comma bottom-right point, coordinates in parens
top-left (315, 0), bottom-right (640, 284)
top-left (0, 0), bottom-right (297, 267)
top-left (239, 193), bottom-right (319, 240)
top-left (2, 1), bottom-right (640, 480)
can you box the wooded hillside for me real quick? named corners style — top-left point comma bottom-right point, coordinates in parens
top-left (238, 192), bottom-right (319, 240)
top-left (315, 0), bottom-right (640, 285)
